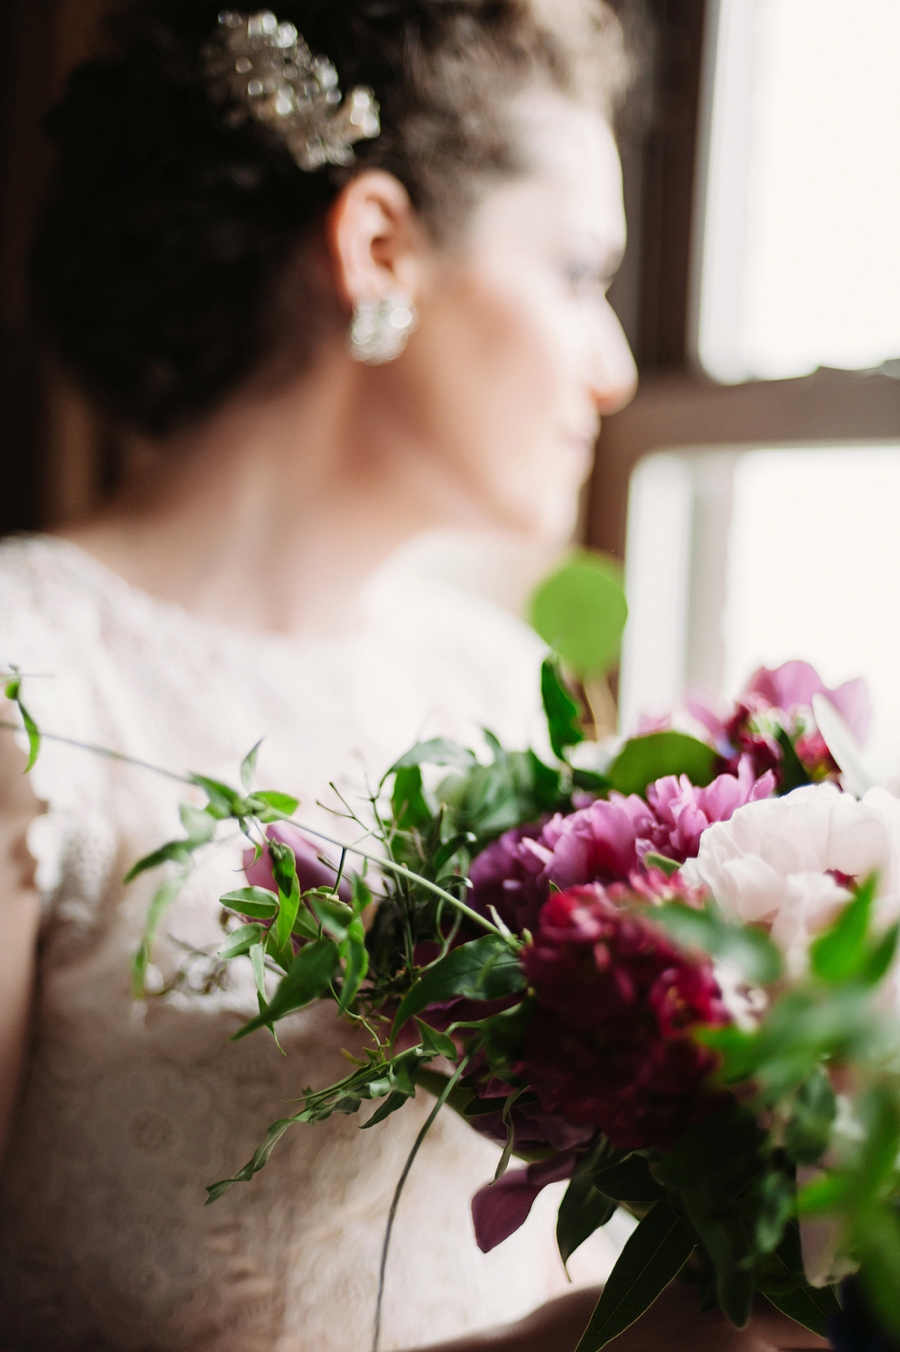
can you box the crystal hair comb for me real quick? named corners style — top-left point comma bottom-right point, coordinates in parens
top-left (203, 10), bottom-right (381, 171)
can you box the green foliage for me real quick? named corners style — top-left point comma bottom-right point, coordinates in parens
top-left (390, 740), bottom-right (478, 773)
top-left (775, 728), bottom-right (813, 795)
top-left (557, 1167), bottom-right (617, 1267)
top-left (653, 902), bottom-right (783, 986)
top-left (541, 658), bottom-right (586, 760)
top-left (392, 765), bottom-right (432, 831)
top-left (608, 732), bottom-right (719, 798)
top-left (130, 875), bottom-right (186, 997)
top-left (810, 873), bottom-right (881, 983)
top-left (206, 1033), bottom-right (458, 1202)
top-left (530, 551), bottom-right (628, 678)
top-left (575, 1200), bottom-right (696, 1351)
top-left (656, 1104), bottom-right (769, 1328)
top-left (4, 672), bottom-right (41, 772)
top-left (392, 933), bottom-right (526, 1038)
top-left (240, 739), bottom-right (262, 791)
top-left (232, 940), bottom-right (341, 1040)
top-left (220, 886), bottom-right (279, 918)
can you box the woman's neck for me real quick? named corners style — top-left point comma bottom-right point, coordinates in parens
top-left (61, 352), bottom-right (495, 638)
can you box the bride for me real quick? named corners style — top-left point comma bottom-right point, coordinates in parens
top-left (0, 2), bottom-right (827, 1349)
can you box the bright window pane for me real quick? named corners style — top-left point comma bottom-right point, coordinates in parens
top-left (696, 0), bottom-right (900, 383)
top-left (621, 445), bottom-right (900, 770)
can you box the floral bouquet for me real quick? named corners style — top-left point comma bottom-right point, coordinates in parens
top-left (10, 655), bottom-right (900, 1352)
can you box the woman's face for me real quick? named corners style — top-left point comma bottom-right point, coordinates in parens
top-left (404, 94), bottom-right (638, 543)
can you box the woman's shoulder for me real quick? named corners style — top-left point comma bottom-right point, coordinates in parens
top-left (0, 533), bottom-right (103, 632)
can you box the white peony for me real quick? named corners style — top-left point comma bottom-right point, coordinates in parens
top-left (684, 783), bottom-right (900, 973)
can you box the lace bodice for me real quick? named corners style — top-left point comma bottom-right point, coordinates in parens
top-left (0, 532), bottom-right (577, 1352)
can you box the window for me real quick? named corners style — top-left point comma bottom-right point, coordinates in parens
top-left (621, 444), bottom-right (900, 765)
top-left (695, 0), bottom-right (900, 384)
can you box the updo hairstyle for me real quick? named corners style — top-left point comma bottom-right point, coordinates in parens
top-left (32, 0), bottom-right (629, 439)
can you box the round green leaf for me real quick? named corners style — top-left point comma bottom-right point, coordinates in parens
top-left (609, 732), bottom-right (719, 798)
top-left (530, 552), bottom-right (628, 677)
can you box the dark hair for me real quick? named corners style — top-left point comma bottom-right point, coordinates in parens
top-left (32, 0), bottom-right (629, 439)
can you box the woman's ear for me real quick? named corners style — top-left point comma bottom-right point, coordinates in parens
top-left (326, 170), bottom-right (426, 311)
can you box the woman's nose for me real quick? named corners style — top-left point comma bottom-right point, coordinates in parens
top-left (591, 303), bottom-right (639, 415)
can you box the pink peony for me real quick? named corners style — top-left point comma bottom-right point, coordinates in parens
top-left (470, 760), bottom-right (774, 934)
top-left (642, 755), bottom-right (776, 863)
top-left (747, 662), bottom-right (871, 744)
top-left (521, 886), bottom-right (729, 1151)
top-left (689, 660), bottom-right (871, 784)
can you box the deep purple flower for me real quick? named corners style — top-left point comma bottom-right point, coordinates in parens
top-left (468, 822), bottom-right (548, 935)
top-left (471, 1152), bottom-right (579, 1253)
top-left (521, 886), bottom-right (729, 1152)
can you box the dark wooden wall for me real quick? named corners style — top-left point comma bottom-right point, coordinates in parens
top-left (0, 0), bottom-right (109, 534)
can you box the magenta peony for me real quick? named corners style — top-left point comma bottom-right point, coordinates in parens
top-left (470, 759), bottom-right (773, 934)
top-left (521, 886), bottom-right (729, 1151)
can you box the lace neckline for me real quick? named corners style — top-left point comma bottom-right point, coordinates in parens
top-left (22, 532), bottom-right (391, 658)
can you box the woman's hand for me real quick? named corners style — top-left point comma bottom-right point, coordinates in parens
top-left (407, 1281), bottom-right (831, 1352)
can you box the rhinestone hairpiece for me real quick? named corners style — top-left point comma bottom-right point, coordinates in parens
top-left (203, 10), bottom-right (381, 171)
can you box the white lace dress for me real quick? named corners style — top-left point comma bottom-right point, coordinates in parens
top-left (0, 533), bottom-right (566, 1352)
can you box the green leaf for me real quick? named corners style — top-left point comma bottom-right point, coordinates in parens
top-left (179, 803), bottom-right (217, 845)
top-left (190, 774), bottom-right (247, 818)
top-left (558, 1151), bottom-right (617, 1265)
top-left (392, 765), bottom-right (433, 830)
top-left (764, 1287), bottom-right (840, 1337)
top-left (775, 727), bottom-right (813, 795)
top-left (206, 1115), bottom-right (299, 1202)
top-left (575, 1200), bottom-right (696, 1352)
top-left (530, 552), bottom-right (628, 678)
top-left (811, 874), bottom-right (876, 983)
top-left (5, 676), bottom-right (41, 772)
top-left (591, 1156), bottom-right (665, 1205)
top-left (541, 658), bottom-right (586, 759)
top-left (432, 831), bottom-right (477, 876)
top-left (351, 874), bottom-right (374, 914)
top-left (220, 886), bottom-right (279, 918)
top-left (233, 939), bottom-right (340, 1039)
top-left (253, 790), bottom-right (300, 816)
top-left (644, 852), bottom-right (681, 878)
top-left (391, 740), bottom-right (477, 772)
top-left (654, 902), bottom-right (783, 986)
top-left (337, 918), bottom-right (369, 1015)
top-left (240, 739), bottom-right (263, 792)
top-left (124, 839), bottom-right (194, 884)
top-left (268, 841), bottom-right (301, 949)
top-left (415, 1018), bottom-right (458, 1061)
top-left (608, 732), bottom-right (718, 798)
top-left (130, 874), bottom-right (186, 997)
top-left (219, 923), bottom-right (265, 960)
top-left (307, 892), bottom-right (354, 941)
top-left (860, 922), bottom-right (900, 986)
top-left (784, 1070), bottom-right (837, 1166)
top-left (249, 942), bottom-right (267, 1002)
top-left (361, 1091), bottom-right (411, 1129)
top-left (392, 934), bottom-right (525, 1037)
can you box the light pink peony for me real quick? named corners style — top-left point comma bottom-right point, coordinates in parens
top-left (685, 783), bottom-right (900, 973)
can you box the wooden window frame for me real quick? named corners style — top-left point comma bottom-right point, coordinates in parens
top-left (587, 0), bottom-right (900, 562)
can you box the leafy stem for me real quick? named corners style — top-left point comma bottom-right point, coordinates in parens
top-left (372, 1043), bottom-right (477, 1352)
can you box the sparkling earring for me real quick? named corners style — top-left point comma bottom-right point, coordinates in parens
top-left (349, 292), bottom-right (417, 365)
